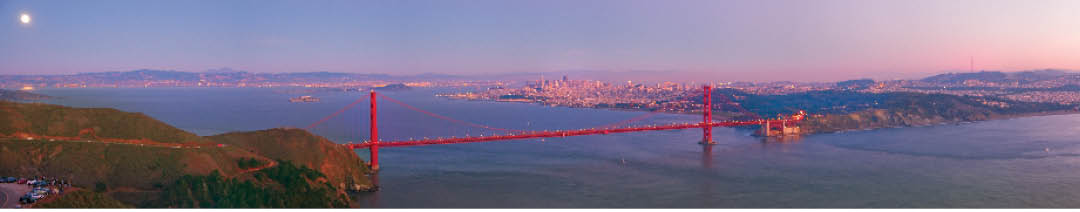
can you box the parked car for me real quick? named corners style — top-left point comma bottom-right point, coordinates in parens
top-left (16, 178), bottom-right (27, 184)
top-left (0, 177), bottom-right (10, 183)
top-left (19, 194), bottom-right (37, 204)
top-left (4, 177), bottom-right (15, 183)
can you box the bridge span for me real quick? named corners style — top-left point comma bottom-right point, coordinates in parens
top-left (308, 85), bottom-right (803, 170)
top-left (344, 120), bottom-right (794, 149)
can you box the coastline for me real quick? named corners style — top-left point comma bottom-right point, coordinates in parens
top-left (443, 95), bottom-right (1080, 137)
top-left (798, 109), bottom-right (1080, 136)
top-left (442, 96), bottom-right (740, 119)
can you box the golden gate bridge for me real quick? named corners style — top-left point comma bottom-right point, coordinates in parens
top-left (305, 86), bottom-right (805, 170)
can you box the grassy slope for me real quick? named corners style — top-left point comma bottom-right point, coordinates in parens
top-left (35, 190), bottom-right (133, 208)
top-left (158, 162), bottom-right (351, 208)
top-left (0, 101), bottom-right (206, 143)
top-left (208, 128), bottom-right (373, 191)
top-left (0, 101), bottom-right (373, 207)
top-left (0, 139), bottom-right (254, 190)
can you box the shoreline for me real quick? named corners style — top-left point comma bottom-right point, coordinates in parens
top-left (442, 96), bottom-right (739, 119)
top-left (800, 109), bottom-right (1080, 136)
top-left (444, 96), bottom-right (1080, 137)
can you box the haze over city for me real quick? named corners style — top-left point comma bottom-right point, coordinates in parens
top-left (3, 0), bottom-right (1080, 82)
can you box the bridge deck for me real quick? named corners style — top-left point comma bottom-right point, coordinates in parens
top-left (344, 119), bottom-right (792, 149)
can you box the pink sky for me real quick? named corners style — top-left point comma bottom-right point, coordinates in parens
top-left (2, 0), bottom-right (1079, 82)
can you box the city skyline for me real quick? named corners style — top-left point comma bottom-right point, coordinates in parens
top-left (3, 0), bottom-right (1080, 82)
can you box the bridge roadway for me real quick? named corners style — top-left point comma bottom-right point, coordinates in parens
top-left (345, 119), bottom-right (793, 149)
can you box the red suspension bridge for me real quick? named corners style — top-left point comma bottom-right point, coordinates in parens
top-left (306, 86), bottom-right (805, 170)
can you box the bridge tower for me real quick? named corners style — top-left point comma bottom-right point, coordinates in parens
top-left (370, 90), bottom-right (380, 171)
top-left (701, 85), bottom-right (715, 144)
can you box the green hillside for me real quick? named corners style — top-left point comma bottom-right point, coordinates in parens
top-left (208, 128), bottom-right (373, 191)
top-left (0, 101), bottom-right (373, 207)
top-left (159, 162), bottom-right (351, 208)
top-left (0, 139), bottom-right (255, 191)
top-left (36, 190), bottom-right (133, 208)
top-left (0, 101), bottom-right (205, 143)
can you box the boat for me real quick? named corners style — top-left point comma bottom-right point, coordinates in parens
top-left (289, 96), bottom-right (320, 103)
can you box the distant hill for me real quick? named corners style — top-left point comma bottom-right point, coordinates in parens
top-left (920, 69), bottom-right (1075, 84)
top-left (0, 89), bottom-right (51, 101)
top-left (699, 88), bottom-right (1077, 134)
top-left (80, 69), bottom-right (202, 82)
top-left (0, 69), bottom-right (473, 88)
top-left (709, 89), bottom-right (1073, 117)
top-left (374, 83), bottom-right (412, 91)
top-left (836, 79), bottom-right (875, 89)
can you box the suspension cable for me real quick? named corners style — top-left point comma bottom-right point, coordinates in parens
top-left (377, 94), bottom-right (529, 133)
top-left (305, 97), bottom-right (367, 130)
top-left (589, 109), bottom-right (666, 129)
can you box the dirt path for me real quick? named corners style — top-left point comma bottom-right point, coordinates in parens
top-left (0, 132), bottom-right (220, 149)
top-left (107, 187), bottom-right (156, 194)
top-left (226, 156), bottom-right (278, 179)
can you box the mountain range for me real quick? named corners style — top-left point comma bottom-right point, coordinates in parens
top-left (2, 68), bottom-right (1077, 88)
top-left (919, 69), bottom-right (1077, 84)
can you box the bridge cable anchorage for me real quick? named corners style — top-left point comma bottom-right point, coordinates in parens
top-left (305, 97), bottom-right (368, 130)
top-left (377, 93), bottom-right (529, 133)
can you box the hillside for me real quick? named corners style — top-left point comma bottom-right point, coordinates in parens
top-left (0, 101), bottom-right (373, 207)
top-left (157, 162), bottom-right (351, 208)
top-left (782, 92), bottom-right (1075, 134)
top-left (207, 128), bottom-right (373, 191)
top-left (0, 138), bottom-right (261, 188)
top-left (702, 89), bottom-right (1077, 134)
top-left (920, 69), bottom-right (1074, 84)
top-left (374, 83), bottom-right (412, 91)
top-left (0, 101), bottom-right (206, 143)
top-left (710, 90), bottom-right (1072, 117)
top-left (35, 190), bottom-right (133, 208)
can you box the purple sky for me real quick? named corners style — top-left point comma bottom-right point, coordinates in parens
top-left (2, 0), bottom-right (1079, 81)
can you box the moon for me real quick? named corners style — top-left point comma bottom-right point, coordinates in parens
top-left (20, 13), bottom-right (31, 24)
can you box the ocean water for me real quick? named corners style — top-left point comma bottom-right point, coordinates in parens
top-left (32, 87), bottom-right (1080, 208)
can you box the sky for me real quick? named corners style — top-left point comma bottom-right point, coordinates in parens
top-left (1, 0), bottom-right (1079, 81)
